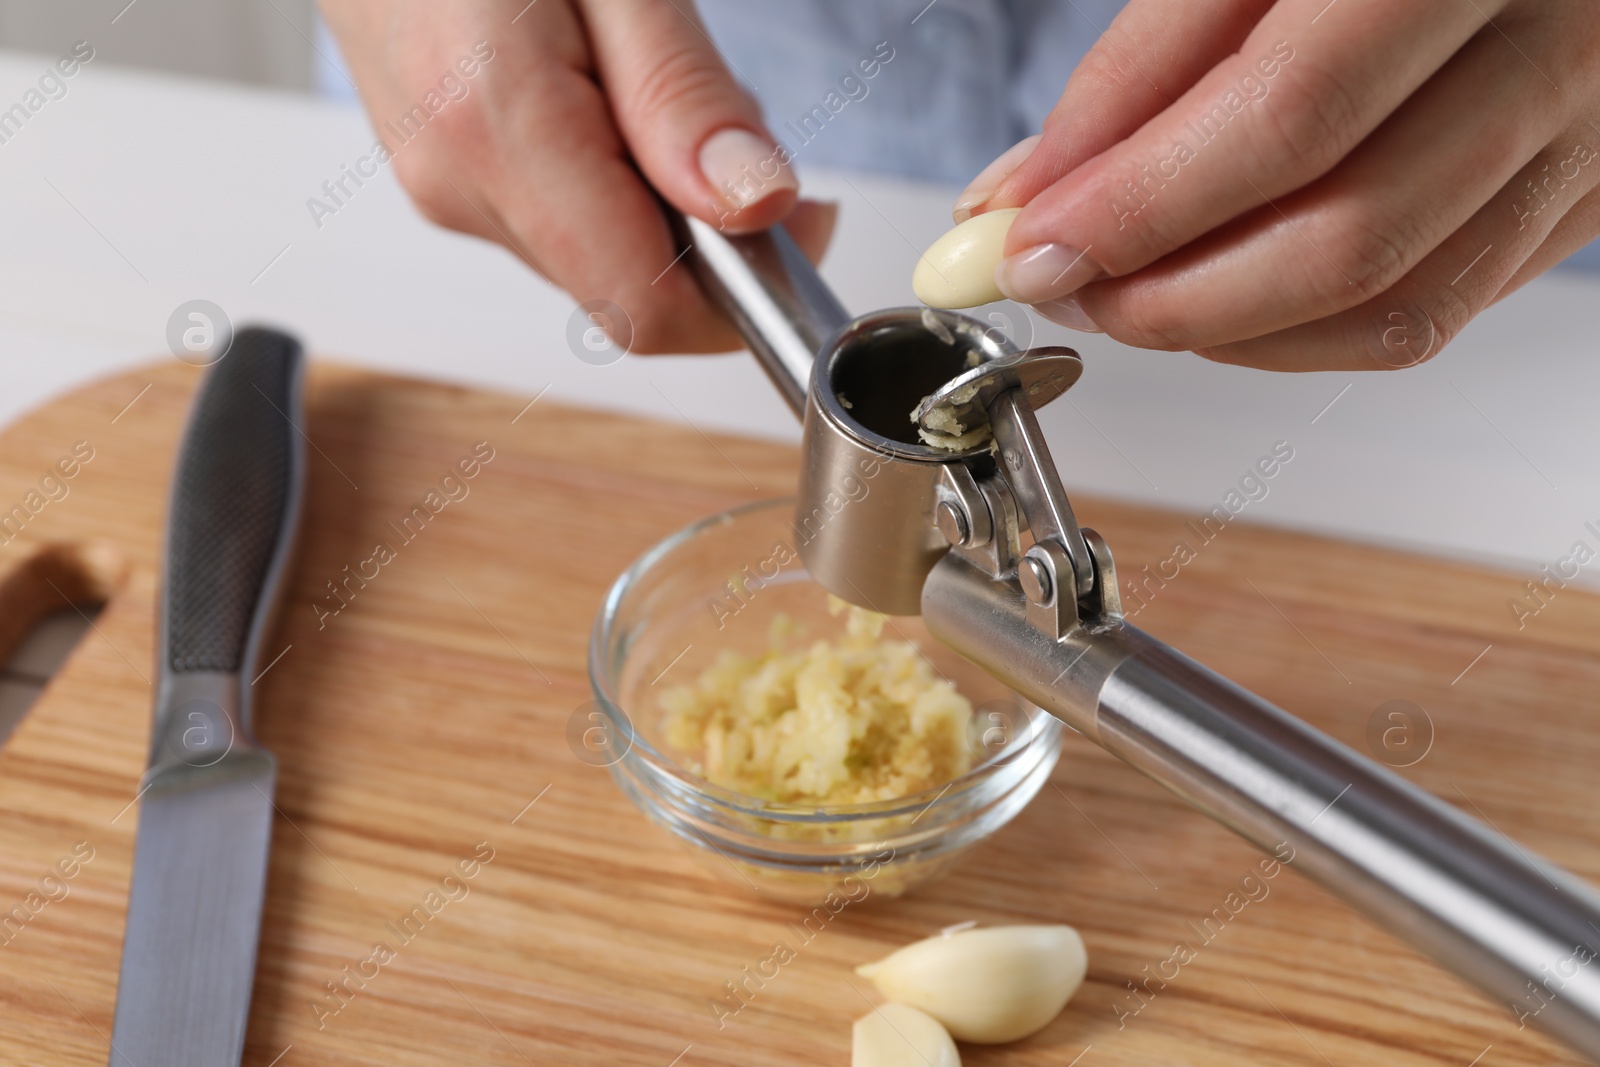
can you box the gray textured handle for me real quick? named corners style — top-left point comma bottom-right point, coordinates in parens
top-left (165, 327), bottom-right (304, 674)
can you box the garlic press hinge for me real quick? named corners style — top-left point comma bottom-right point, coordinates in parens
top-left (925, 353), bottom-right (1119, 639)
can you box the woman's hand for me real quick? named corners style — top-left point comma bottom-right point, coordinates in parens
top-left (319, 0), bottom-right (835, 353)
top-left (964, 0), bottom-right (1600, 370)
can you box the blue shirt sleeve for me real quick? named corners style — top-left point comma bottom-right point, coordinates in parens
top-left (695, 0), bottom-right (1104, 185)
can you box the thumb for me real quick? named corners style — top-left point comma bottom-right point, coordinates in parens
top-left (579, 0), bottom-right (798, 234)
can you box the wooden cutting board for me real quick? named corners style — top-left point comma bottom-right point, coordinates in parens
top-left (0, 358), bottom-right (1595, 1067)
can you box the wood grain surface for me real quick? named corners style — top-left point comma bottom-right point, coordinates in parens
top-left (0, 359), bottom-right (1594, 1066)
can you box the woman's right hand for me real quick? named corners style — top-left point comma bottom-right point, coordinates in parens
top-left (318, 0), bottom-right (836, 353)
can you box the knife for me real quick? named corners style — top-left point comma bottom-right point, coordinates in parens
top-left (109, 327), bottom-right (306, 1066)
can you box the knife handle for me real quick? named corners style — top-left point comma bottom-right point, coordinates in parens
top-left (163, 327), bottom-right (305, 682)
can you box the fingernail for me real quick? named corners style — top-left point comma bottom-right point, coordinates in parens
top-left (1035, 295), bottom-right (1102, 333)
top-left (995, 243), bottom-right (1100, 304)
top-left (699, 127), bottom-right (798, 211)
top-left (953, 134), bottom-right (1041, 223)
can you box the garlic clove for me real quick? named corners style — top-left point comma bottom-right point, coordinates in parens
top-left (912, 208), bottom-right (1021, 309)
top-left (854, 924), bottom-right (1087, 1043)
top-left (852, 1003), bottom-right (961, 1067)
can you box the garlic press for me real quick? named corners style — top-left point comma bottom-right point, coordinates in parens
top-left (674, 212), bottom-right (1600, 1059)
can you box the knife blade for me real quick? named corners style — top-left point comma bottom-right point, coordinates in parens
top-left (109, 327), bottom-right (306, 1067)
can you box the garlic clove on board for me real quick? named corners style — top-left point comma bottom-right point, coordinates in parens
top-left (912, 208), bottom-right (1021, 309)
top-left (854, 924), bottom-right (1087, 1043)
top-left (852, 1003), bottom-right (962, 1067)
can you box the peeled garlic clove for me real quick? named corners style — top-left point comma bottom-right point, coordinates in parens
top-left (912, 208), bottom-right (1020, 309)
top-left (854, 924), bottom-right (1086, 1044)
top-left (852, 1003), bottom-right (961, 1067)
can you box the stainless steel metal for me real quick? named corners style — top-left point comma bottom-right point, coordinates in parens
top-left (795, 398), bottom-right (948, 615)
top-left (678, 214), bottom-right (849, 415)
top-left (937, 462), bottom-right (1020, 582)
top-left (1018, 551), bottom-right (1052, 604)
top-left (990, 389), bottom-right (1094, 601)
top-left (794, 308), bottom-right (1016, 615)
top-left (1081, 528), bottom-right (1123, 619)
top-left (1029, 541), bottom-right (1083, 636)
top-left (910, 345), bottom-right (1082, 428)
top-left (935, 465), bottom-right (993, 551)
top-left (113, 676), bottom-right (277, 1066)
top-left (935, 499), bottom-right (969, 547)
top-left (923, 553), bottom-right (1600, 1053)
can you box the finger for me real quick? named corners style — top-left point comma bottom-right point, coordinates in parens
top-left (1194, 129), bottom-right (1600, 371)
top-left (579, 0), bottom-right (799, 234)
top-left (1497, 183), bottom-right (1600, 298)
top-left (467, 25), bottom-right (740, 353)
top-left (954, 134), bottom-right (1040, 223)
top-left (1075, 23), bottom-right (1569, 349)
top-left (968, 0), bottom-right (1275, 219)
top-left (997, 0), bottom-right (1505, 305)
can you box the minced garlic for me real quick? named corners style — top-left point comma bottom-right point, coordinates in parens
top-left (914, 381), bottom-right (991, 452)
top-left (662, 596), bottom-right (974, 805)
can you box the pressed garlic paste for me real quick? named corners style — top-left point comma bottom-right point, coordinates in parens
top-left (913, 381), bottom-right (989, 452)
top-left (662, 596), bottom-right (974, 804)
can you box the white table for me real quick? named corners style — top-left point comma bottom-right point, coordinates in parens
top-left (2, 49), bottom-right (1597, 590)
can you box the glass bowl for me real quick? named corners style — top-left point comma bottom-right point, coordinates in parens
top-left (587, 498), bottom-right (1063, 903)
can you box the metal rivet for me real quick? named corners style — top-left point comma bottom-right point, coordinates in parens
top-left (935, 500), bottom-right (970, 546)
top-left (1020, 553), bottom-right (1053, 605)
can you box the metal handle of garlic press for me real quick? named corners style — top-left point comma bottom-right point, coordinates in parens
top-left (925, 531), bottom-right (1600, 1056)
top-left (674, 213), bottom-right (848, 415)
